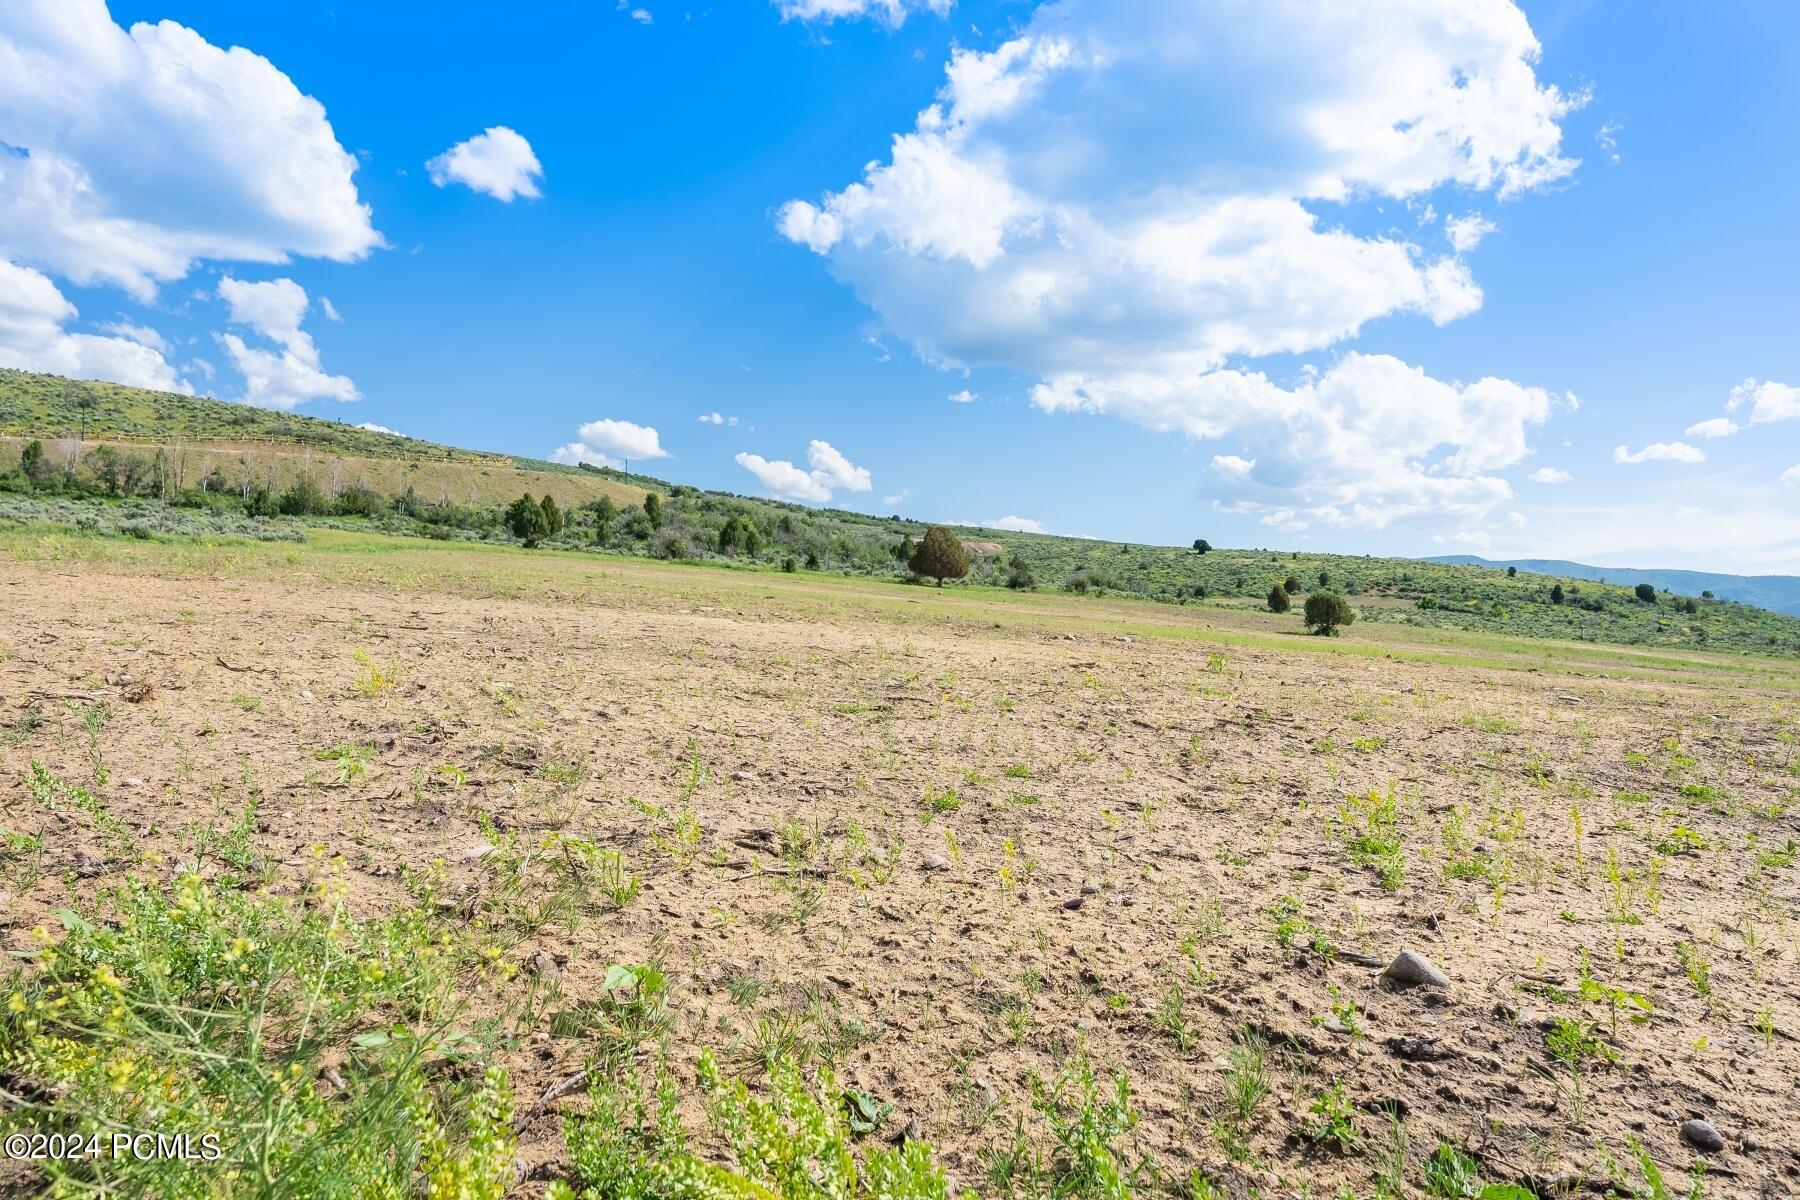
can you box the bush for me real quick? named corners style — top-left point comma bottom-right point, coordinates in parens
top-left (1303, 591), bottom-right (1355, 636)
top-left (908, 525), bottom-right (969, 587)
top-left (505, 493), bottom-right (550, 547)
top-left (1004, 551), bottom-right (1036, 590)
top-left (1635, 583), bottom-right (1657, 603)
top-left (1267, 585), bottom-right (1290, 614)
top-left (1283, 576), bottom-right (1300, 595)
top-left (1550, 583), bottom-right (1565, 605)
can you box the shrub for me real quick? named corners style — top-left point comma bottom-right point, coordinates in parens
top-left (1303, 591), bottom-right (1355, 636)
top-left (643, 492), bottom-right (663, 528)
top-left (1267, 585), bottom-right (1290, 614)
top-left (1005, 551), bottom-right (1036, 590)
top-left (1551, 583), bottom-right (1565, 605)
top-left (591, 495), bottom-right (618, 541)
top-left (505, 493), bottom-right (550, 547)
top-left (1192, 538), bottom-right (1211, 554)
top-left (541, 494), bottom-right (564, 536)
top-left (1635, 583), bottom-right (1657, 603)
top-left (909, 525), bottom-right (969, 587)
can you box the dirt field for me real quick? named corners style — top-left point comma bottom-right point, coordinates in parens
top-left (2, 530), bottom-right (1796, 1198)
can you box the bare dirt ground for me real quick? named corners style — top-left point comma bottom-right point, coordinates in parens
top-left (2, 543), bottom-right (1796, 1197)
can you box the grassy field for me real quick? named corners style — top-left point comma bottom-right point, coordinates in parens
top-left (8, 368), bottom-right (1800, 661)
top-left (1, 525), bottom-right (1794, 1198)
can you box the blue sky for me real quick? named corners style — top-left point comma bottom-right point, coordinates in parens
top-left (3, 1), bottom-right (1797, 571)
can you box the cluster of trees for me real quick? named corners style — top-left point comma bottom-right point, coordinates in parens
top-left (1263, 573), bottom-right (1356, 635)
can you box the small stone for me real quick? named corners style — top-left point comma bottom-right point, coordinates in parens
top-left (1080, 883), bottom-right (1100, 896)
top-left (299, 690), bottom-right (314, 700)
top-left (463, 842), bottom-right (496, 860)
top-left (1382, 949), bottom-right (1450, 988)
top-left (1679, 1119), bottom-right (1725, 1153)
top-left (1061, 896), bottom-right (1085, 911)
top-left (1742, 1135), bottom-right (1760, 1153)
top-left (120, 777), bottom-right (144, 788)
top-left (920, 854), bottom-right (951, 872)
top-left (731, 771), bottom-right (754, 782)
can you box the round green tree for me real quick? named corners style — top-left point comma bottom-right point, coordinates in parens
top-left (1303, 590), bottom-right (1355, 636)
top-left (1267, 585), bottom-right (1291, 614)
top-left (909, 525), bottom-right (970, 587)
top-left (506, 493), bottom-right (551, 547)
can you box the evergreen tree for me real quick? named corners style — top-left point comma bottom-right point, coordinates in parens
top-left (1284, 575), bottom-right (1301, 595)
top-left (540, 495), bottom-right (564, 536)
top-left (1550, 583), bottom-right (1565, 605)
top-left (1303, 591), bottom-right (1355, 636)
top-left (909, 525), bottom-right (970, 587)
top-left (19, 439), bottom-right (45, 484)
top-left (506, 493), bottom-right (551, 547)
top-left (643, 491), bottom-right (664, 528)
top-left (1192, 538), bottom-right (1212, 554)
top-left (1267, 585), bottom-right (1290, 614)
top-left (1004, 552), bottom-right (1036, 590)
top-left (593, 495), bottom-right (618, 541)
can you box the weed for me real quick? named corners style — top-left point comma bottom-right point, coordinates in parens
top-left (1303, 1079), bottom-right (1361, 1150)
top-left (1212, 1027), bottom-right (1269, 1161)
top-left (1675, 940), bottom-right (1713, 997)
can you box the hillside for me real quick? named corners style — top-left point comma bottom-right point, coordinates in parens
top-left (4, 368), bottom-right (1800, 658)
top-left (0, 367), bottom-right (651, 510)
top-left (1428, 554), bottom-right (1800, 617)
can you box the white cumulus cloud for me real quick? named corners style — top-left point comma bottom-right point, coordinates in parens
top-left (1727, 378), bottom-right (1800, 426)
top-left (550, 418), bottom-right (668, 468)
top-left (778, 0), bottom-right (1582, 527)
top-left (948, 389), bottom-right (977, 404)
top-left (1614, 442), bottom-right (1704, 465)
top-left (216, 276), bottom-right (355, 409)
top-left (987, 515), bottom-right (1046, 533)
top-left (1783, 464), bottom-right (1800, 488)
top-left (0, 0), bottom-right (378, 302)
top-left (427, 127), bottom-right (543, 202)
top-left (1683, 417), bottom-right (1739, 440)
top-left (1445, 213), bottom-right (1497, 253)
top-left (354, 421), bottom-right (405, 437)
top-left (735, 440), bottom-right (872, 503)
top-left (1528, 466), bottom-right (1572, 483)
top-left (0, 259), bottom-right (188, 391)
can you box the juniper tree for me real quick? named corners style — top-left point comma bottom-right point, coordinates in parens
top-left (909, 525), bottom-right (970, 587)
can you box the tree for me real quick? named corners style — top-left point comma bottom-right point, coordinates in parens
top-left (279, 475), bottom-right (328, 516)
top-left (89, 445), bottom-right (123, 495)
top-left (540, 495), bottom-right (564, 537)
top-left (643, 492), bottom-right (663, 528)
top-left (1550, 583), bottom-right (1565, 605)
top-left (896, 534), bottom-right (916, 564)
top-left (1317, 570), bottom-right (1329, 587)
top-left (506, 493), bottom-right (551, 547)
top-left (1284, 576), bottom-right (1301, 595)
top-left (909, 525), bottom-right (970, 587)
top-left (592, 495), bottom-right (618, 542)
top-left (1506, 566), bottom-right (1517, 578)
top-left (1701, 590), bottom-right (1714, 600)
top-left (1192, 538), bottom-right (1212, 555)
top-left (1267, 585), bottom-right (1290, 614)
top-left (1005, 552), bottom-right (1036, 590)
top-left (1303, 591), bottom-right (1355, 636)
top-left (18, 439), bottom-right (45, 484)
top-left (1634, 583), bottom-right (1657, 603)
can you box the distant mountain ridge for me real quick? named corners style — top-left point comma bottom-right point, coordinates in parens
top-left (1425, 555), bottom-right (1800, 617)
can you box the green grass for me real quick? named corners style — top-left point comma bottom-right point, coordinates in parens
top-left (7, 366), bottom-right (1800, 658)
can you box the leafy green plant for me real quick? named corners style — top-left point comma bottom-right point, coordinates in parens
top-left (0, 871), bottom-right (509, 1198)
top-left (1212, 1027), bottom-right (1269, 1161)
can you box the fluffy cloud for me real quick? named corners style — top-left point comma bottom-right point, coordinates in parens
top-left (1614, 442), bottom-right (1704, 465)
top-left (773, 0), bottom-right (950, 25)
top-left (1783, 464), bottom-right (1800, 488)
top-left (0, 1), bottom-right (378, 302)
top-left (1528, 466), bottom-right (1572, 483)
top-left (1444, 214), bottom-right (1497, 253)
top-left (0, 259), bottom-right (188, 391)
top-left (354, 421), bottom-right (405, 437)
top-left (550, 418), bottom-right (668, 467)
top-left (883, 489), bottom-right (909, 506)
top-left (216, 276), bottom-right (355, 409)
top-left (427, 127), bottom-right (543, 202)
top-left (1042, 352), bottom-right (1557, 530)
top-left (1727, 378), bottom-right (1800, 426)
top-left (987, 515), bottom-right (1046, 533)
top-left (1684, 417), bottom-right (1739, 439)
top-left (735, 440), bottom-right (871, 502)
top-left (779, 0), bottom-right (1580, 526)
top-left (697, 411), bottom-right (739, 427)
top-left (948, 389), bottom-right (978, 404)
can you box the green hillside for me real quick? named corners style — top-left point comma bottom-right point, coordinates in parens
top-left (4, 368), bottom-right (1799, 658)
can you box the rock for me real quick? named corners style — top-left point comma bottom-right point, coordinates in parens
top-left (1680, 1119), bottom-right (1725, 1153)
top-left (1743, 1135), bottom-right (1760, 1153)
top-left (920, 854), bottom-right (951, 872)
top-left (1061, 896), bottom-right (1085, 911)
top-left (1382, 949), bottom-right (1450, 988)
top-left (1387, 1035), bottom-right (1451, 1061)
top-left (731, 770), bottom-right (754, 782)
top-left (1080, 883), bottom-right (1100, 896)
